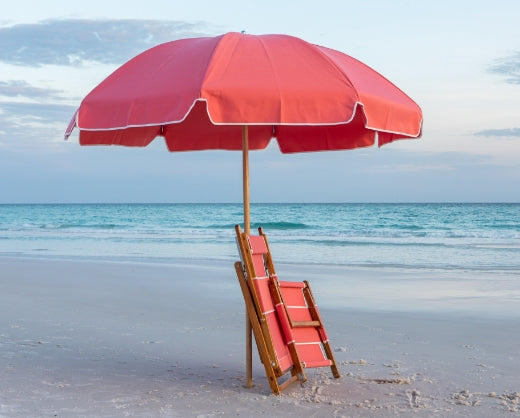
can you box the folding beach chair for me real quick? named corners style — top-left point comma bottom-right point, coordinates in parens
top-left (235, 225), bottom-right (340, 394)
top-left (235, 227), bottom-right (306, 395)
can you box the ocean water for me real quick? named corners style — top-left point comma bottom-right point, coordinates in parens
top-left (1, 203), bottom-right (519, 272)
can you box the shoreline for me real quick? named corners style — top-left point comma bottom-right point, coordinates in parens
top-left (1, 257), bottom-right (519, 416)
top-left (2, 255), bottom-right (519, 320)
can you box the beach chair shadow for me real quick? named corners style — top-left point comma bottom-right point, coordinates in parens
top-left (234, 225), bottom-right (340, 395)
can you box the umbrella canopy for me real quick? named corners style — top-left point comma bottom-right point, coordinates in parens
top-left (65, 32), bottom-right (422, 153)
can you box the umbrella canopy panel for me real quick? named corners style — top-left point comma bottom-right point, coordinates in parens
top-left (66, 32), bottom-right (422, 152)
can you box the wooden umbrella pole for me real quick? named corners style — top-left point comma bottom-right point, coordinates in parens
top-left (242, 125), bottom-right (253, 388)
top-left (242, 125), bottom-right (251, 235)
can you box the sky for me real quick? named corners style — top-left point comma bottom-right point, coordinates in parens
top-left (0, 0), bottom-right (519, 203)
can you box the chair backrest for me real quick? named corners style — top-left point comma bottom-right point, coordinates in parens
top-left (247, 235), bottom-right (270, 277)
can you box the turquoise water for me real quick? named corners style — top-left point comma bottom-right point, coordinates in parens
top-left (1, 203), bottom-right (519, 272)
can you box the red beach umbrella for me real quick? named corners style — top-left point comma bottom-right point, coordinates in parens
top-left (66, 32), bottom-right (422, 232)
top-left (65, 31), bottom-right (423, 385)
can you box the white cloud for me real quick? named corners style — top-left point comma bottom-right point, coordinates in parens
top-left (0, 19), bottom-right (212, 67)
top-left (475, 127), bottom-right (520, 138)
top-left (488, 50), bottom-right (520, 85)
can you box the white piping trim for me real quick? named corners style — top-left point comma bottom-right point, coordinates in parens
top-left (75, 98), bottom-right (423, 138)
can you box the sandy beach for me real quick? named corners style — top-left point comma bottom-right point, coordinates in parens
top-left (1, 257), bottom-right (519, 417)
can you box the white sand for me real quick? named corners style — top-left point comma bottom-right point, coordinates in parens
top-left (1, 257), bottom-right (519, 417)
